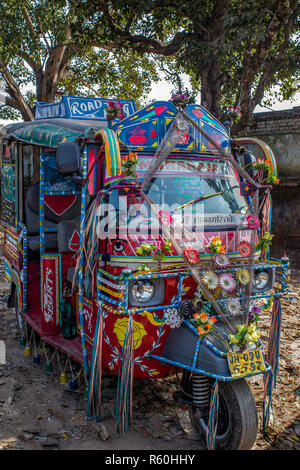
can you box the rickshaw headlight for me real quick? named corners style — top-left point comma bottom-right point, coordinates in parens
top-left (131, 280), bottom-right (155, 303)
top-left (253, 269), bottom-right (273, 292)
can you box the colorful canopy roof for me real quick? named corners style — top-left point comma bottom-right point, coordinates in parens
top-left (1, 100), bottom-right (230, 155)
top-left (0, 118), bottom-right (109, 148)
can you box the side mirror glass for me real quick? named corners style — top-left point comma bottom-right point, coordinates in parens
top-left (56, 142), bottom-right (81, 174)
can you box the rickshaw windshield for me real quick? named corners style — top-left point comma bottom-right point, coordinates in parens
top-left (104, 157), bottom-right (248, 232)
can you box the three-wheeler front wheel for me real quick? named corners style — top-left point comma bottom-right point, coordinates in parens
top-left (189, 378), bottom-right (258, 450)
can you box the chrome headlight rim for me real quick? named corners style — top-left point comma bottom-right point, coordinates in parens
top-left (253, 268), bottom-right (273, 293)
top-left (131, 279), bottom-right (155, 304)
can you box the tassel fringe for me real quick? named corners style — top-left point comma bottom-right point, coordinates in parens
top-left (116, 315), bottom-right (135, 435)
top-left (262, 296), bottom-right (282, 431)
top-left (206, 378), bottom-right (219, 450)
top-left (87, 306), bottom-right (103, 421)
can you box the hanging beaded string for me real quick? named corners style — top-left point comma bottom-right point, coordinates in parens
top-left (25, 327), bottom-right (34, 355)
top-left (56, 349), bottom-right (68, 377)
top-left (66, 355), bottom-right (81, 381)
top-left (42, 341), bottom-right (56, 365)
top-left (32, 329), bottom-right (38, 354)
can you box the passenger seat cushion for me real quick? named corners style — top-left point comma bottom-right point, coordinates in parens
top-left (27, 233), bottom-right (58, 252)
top-left (26, 205), bottom-right (57, 235)
top-left (26, 183), bottom-right (84, 224)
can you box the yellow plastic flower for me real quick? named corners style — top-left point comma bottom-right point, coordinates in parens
top-left (236, 268), bottom-right (250, 285)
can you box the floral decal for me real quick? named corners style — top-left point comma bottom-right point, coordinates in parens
top-left (164, 308), bottom-right (182, 329)
top-left (113, 317), bottom-right (147, 350)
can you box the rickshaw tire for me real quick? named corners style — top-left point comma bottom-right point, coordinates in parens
top-left (189, 378), bottom-right (258, 450)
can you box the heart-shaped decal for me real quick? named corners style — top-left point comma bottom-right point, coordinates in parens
top-left (44, 195), bottom-right (77, 216)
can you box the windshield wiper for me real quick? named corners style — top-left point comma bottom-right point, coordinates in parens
top-left (174, 191), bottom-right (223, 211)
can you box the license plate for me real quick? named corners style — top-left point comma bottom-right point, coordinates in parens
top-left (227, 348), bottom-right (267, 378)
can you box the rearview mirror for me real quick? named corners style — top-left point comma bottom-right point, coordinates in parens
top-left (56, 142), bottom-right (81, 174)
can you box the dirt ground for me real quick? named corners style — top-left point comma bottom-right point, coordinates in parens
top-left (0, 238), bottom-right (299, 452)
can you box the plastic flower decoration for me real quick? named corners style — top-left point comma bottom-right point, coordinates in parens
top-left (228, 323), bottom-right (260, 349)
top-left (202, 271), bottom-right (219, 290)
top-left (246, 214), bottom-right (260, 230)
top-left (163, 238), bottom-right (173, 253)
top-left (121, 152), bottom-right (138, 176)
top-left (226, 298), bottom-right (241, 317)
top-left (256, 232), bottom-right (274, 250)
top-left (136, 242), bottom-right (154, 255)
top-left (137, 263), bottom-right (151, 273)
top-left (158, 210), bottom-right (173, 225)
top-left (193, 312), bottom-right (217, 337)
top-left (214, 253), bottom-right (230, 268)
top-left (105, 100), bottom-right (125, 120)
top-left (170, 92), bottom-right (189, 107)
top-left (248, 305), bottom-right (261, 323)
top-left (169, 89), bottom-right (194, 108)
top-left (184, 247), bottom-right (200, 265)
top-left (238, 240), bottom-right (252, 257)
top-left (227, 105), bottom-right (242, 124)
top-left (252, 158), bottom-right (270, 171)
top-left (236, 268), bottom-right (251, 286)
top-left (208, 236), bottom-right (226, 255)
top-left (219, 273), bottom-right (236, 292)
top-left (267, 174), bottom-right (280, 185)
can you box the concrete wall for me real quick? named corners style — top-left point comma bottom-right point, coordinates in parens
top-left (240, 106), bottom-right (300, 247)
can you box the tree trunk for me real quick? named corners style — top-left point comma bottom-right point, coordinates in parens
top-left (200, 65), bottom-right (222, 120)
top-left (39, 46), bottom-right (68, 103)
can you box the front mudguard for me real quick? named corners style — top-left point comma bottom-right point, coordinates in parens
top-left (152, 321), bottom-right (271, 381)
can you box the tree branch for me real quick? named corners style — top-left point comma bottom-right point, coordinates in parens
top-left (0, 60), bottom-right (34, 120)
top-left (95, 1), bottom-right (186, 56)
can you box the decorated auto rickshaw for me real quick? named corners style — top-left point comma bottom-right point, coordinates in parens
top-left (0, 93), bottom-right (289, 449)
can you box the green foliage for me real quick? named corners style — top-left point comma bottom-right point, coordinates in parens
top-left (0, 0), bottom-right (160, 121)
top-left (0, 0), bottom-right (298, 127)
